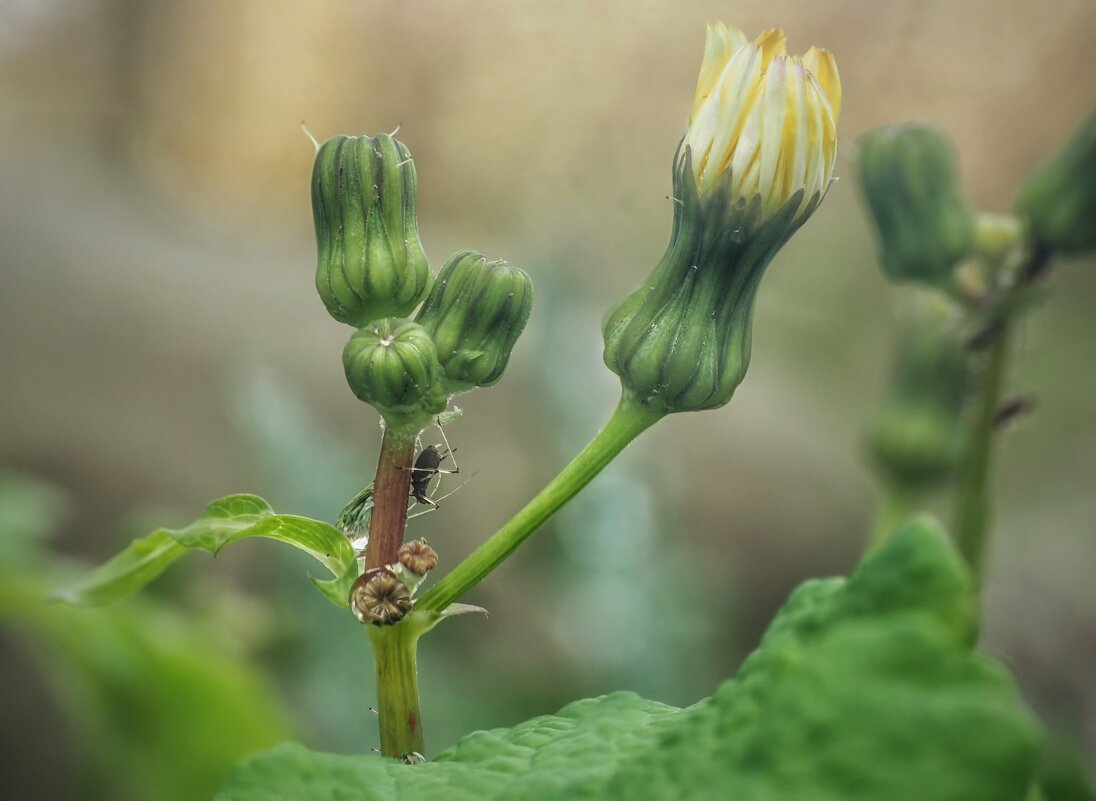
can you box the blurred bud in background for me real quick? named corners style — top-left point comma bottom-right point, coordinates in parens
top-left (1016, 107), bottom-right (1096, 256)
top-left (312, 134), bottom-right (432, 327)
top-left (342, 318), bottom-right (448, 429)
top-left (868, 297), bottom-right (972, 492)
top-left (415, 250), bottom-right (533, 394)
top-left (603, 24), bottom-right (840, 415)
top-left (858, 124), bottom-right (976, 287)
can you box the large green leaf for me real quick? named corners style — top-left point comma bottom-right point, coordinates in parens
top-left (53, 494), bottom-right (358, 607)
top-left (216, 519), bottom-right (1041, 801)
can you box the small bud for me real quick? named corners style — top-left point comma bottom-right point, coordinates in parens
top-left (857, 124), bottom-right (976, 286)
top-left (1015, 107), bottom-right (1096, 254)
top-left (415, 251), bottom-right (533, 393)
top-left (342, 318), bottom-right (449, 429)
top-left (868, 300), bottom-right (971, 490)
top-left (312, 134), bottom-right (432, 327)
top-left (349, 568), bottom-right (412, 625)
top-left (604, 25), bottom-right (840, 415)
top-left (397, 538), bottom-right (438, 576)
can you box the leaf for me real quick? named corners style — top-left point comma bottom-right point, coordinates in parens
top-left (310, 558), bottom-right (361, 609)
top-left (2, 575), bottom-right (293, 801)
top-left (49, 530), bottom-right (187, 606)
top-left (216, 519), bottom-right (1042, 801)
top-left (53, 494), bottom-right (358, 606)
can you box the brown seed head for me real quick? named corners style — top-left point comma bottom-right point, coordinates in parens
top-left (349, 568), bottom-right (412, 625)
top-left (398, 538), bottom-right (439, 575)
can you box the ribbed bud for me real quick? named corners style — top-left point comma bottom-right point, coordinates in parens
top-left (342, 318), bottom-right (448, 428)
top-left (604, 25), bottom-right (839, 415)
top-left (1016, 108), bottom-right (1096, 254)
top-left (868, 301), bottom-right (971, 490)
top-left (312, 134), bottom-right (432, 326)
top-left (858, 124), bottom-right (976, 286)
top-left (603, 146), bottom-right (821, 414)
top-left (415, 250), bottom-right (533, 393)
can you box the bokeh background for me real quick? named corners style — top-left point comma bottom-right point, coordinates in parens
top-left (2, 1), bottom-right (1095, 798)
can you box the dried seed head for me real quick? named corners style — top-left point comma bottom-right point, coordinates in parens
top-left (398, 538), bottom-right (439, 576)
top-left (349, 568), bottom-right (413, 625)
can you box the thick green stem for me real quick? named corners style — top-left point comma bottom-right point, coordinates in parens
top-left (365, 426), bottom-right (417, 569)
top-left (367, 622), bottom-right (424, 758)
top-left (952, 329), bottom-right (1010, 586)
top-left (869, 482), bottom-right (914, 551)
top-left (416, 394), bottom-right (661, 613)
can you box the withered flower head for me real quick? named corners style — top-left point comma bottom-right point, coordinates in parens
top-left (349, 568), bottom-right (413, 625)
top-left (398, 538), bottom-right (439, 576)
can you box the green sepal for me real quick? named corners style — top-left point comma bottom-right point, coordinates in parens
top-left (1015, 107), bottom-right (1096, 255)
top-left (858, 124), bottom-right (976, 286)
top-left (342, 318), bottom-right (449, 431)
top-left (603, 144), bottom-right (818, 415)
top-left (312, 134), bottom-right (432, 326)
top-left (415, 250), bottom-right (533, 394)
top-left (52, 494), bottom-right (357, 606)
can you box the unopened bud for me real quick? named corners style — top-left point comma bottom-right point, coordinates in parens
top-left (858, 124), bottom-right (976, 286)
top-left (349, 568), bottom-right (412, 625)
top-left (1016, 107), bottom-right (1096, 254)
top-left (603, 25), bottom-right (839, 416)
top-left (868, 300), bottom-right (971, 490)
top-left (397, 538), bottom-right (438, 576)
top-left (342, 318), bottom-right (448, 429)
top-left (312, 134), bottom-right (432, 326)
top-left (415, 251), bottom-right (533, 393)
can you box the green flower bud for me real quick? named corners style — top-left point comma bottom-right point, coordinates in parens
top-left (858, 124), bottom-right (976, 286)
top-left (415, 250), bottom-right (533, 393)
top-left (312, 134), bottom-right (432, 327)
top-left (602, 146), bottom-right (826, 415)
top-left (1015, 107), bottom-right (1096, 254)
top-left (868, 301), bottom-right (971, 490)
top-left (603, 26), bottom-right (840, 416)
top-left (342, 318), bottom-right (448, 430)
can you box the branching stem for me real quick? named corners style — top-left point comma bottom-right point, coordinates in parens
top-left (416, 394), bottom-right (661, 613)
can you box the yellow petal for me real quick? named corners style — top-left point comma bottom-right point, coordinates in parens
top-left (802, 46), bottom-right (841, 122)
top-left (690, 23), bottom-right (746, 121)
top-left (757, 56), bottom-right (789, 213)
top-left (753, 28), bottom-right (787, 70)
top-left (706, 45), bottom-right (763, 180)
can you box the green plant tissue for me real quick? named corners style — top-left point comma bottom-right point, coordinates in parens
top-left (216, 519), bottom-right (1041, 801)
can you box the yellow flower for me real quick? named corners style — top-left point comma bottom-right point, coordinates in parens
top-left (684, 24), bottom-right (841, 220)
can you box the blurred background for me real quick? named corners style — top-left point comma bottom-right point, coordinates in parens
top-left (1, 1), bottom-right (1094, 798)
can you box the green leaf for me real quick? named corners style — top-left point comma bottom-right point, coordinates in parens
top-left (53, 494), bottom-right (358, 606)
top-left (310, 558), bottom-right (361, 609)
top-left (2, 575), bottom-right (293, 801)
top-left (216, 519), bottom-right (1041, 801)
top-left (50, 530), bottom-right (187, 606)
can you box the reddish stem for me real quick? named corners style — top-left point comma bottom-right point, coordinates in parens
top-left (365, 428), bottom-right (416, 569)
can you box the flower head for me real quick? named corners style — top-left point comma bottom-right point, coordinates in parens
top-left (684, 24), bottom-right (840, 221)
top-left (602, 24), bottom-right (841, 416)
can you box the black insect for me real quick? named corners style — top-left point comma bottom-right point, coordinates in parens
top-left (408, 445), bottom-right (458, 509)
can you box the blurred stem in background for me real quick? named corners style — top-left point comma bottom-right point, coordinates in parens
top-left (952, 326), bottom-right (1010, 586)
